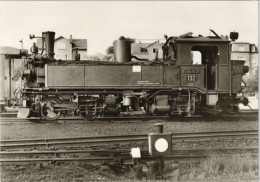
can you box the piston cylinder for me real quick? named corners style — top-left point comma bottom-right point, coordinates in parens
top-left (150, 104), bottom-right (170, 114)
top-left (113, 36), bottom-right (132, 63)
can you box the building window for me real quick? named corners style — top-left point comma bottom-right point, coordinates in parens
top-left (191, 51), bottom-right (202, 64)
top-left (238, 45), bottom-right (245, 52)
top-left (58, 43), bottom-right (66, 50)
top-left (140, 48), bottom-right (148, 52)
top-left (251, 45), bottom-right (256, 52)
top-left (251, 57), bottom-right (256, 64)
top-left (63, 54), bottom-right (67, 60)
top-left (153, 48), bottom-right (159, 53)
top-left (238, 56), bottom-right (245, 60)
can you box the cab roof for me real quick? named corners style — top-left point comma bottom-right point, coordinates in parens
top-left (175, 36), bottom-right (230, 43)
top-left (175, 30), bottom-right (231, 43)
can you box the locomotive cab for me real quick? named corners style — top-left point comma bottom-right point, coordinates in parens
top-left (163, 31), bottom-right (249, 115)
top-left (174, 35), bottom-right (231, 92)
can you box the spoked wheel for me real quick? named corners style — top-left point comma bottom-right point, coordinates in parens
top-left (40, 99), bottom-right (61, 120)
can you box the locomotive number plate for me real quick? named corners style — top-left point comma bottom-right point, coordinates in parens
top-left (186, 74), bottom-right (197, 82)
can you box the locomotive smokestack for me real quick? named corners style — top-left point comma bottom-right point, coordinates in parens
top-left (42, 31), bottom-right (55, 58)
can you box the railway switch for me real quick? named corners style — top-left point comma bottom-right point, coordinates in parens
top-left (148, 123), bottom-right (172, 157)
top-left (148, 133), bottom-right (172, 157)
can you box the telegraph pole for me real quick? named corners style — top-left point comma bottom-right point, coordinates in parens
top-left (19, 39), bottom-right (23, 49)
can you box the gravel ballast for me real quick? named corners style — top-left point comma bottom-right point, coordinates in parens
top-left (0, 119), bottom-right (258, 140)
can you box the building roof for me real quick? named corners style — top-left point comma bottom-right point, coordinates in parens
top-left (0, 47), bottom-right (20, 55)
top-left (36, 36), bottom-right (87, 50)
top-left (147, 41), bottom-right (163, 48)
top-left (71, 39), bottom-right (87, 50)
top-left (131, 43), bottom-right (150, 54)
top-left (55, 36), bottom-right (87, 49)
top-left (231, 42), bottom-right (258, 53)
top-left (131, 41), bottom-right (163, 54)
top-left (56, 36), bottom-right (65, 40)
top-left (0, 47), bottom-right (28, 59)
top-left (231, 42), bottom-right (251, 45)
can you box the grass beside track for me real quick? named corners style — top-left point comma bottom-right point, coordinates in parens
top-left (0, 153), bottom-right (258, 182)
top-left (164, 153), bottom-right (258, 181)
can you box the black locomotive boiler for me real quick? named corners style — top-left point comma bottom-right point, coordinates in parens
top-left (19, 30), bottom-right (249, 120)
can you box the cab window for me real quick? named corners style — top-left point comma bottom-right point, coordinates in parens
top-left (191, 51), bottom-right (202, 64)
top-left (191, 45), bottom-right (219, 65)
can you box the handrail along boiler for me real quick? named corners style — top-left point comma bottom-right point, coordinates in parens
top-left (19, 30), bottom-right (249, 120)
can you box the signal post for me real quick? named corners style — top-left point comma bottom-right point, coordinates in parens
top-left (131, 123), bottom-right (172, 180)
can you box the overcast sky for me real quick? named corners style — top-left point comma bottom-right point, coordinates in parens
top-left (0, 1), bottom-right (258, 54)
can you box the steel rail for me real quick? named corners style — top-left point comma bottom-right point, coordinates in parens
top-left (0, 157), bottom-right (116, 163)
top-left (0, 117), bottom-right (83, 123)
top-left (1, 134), bottom-right (257, 149)
top-left (3, 154), bottom-right (258, 164)
top-left (172, 147), bottom-right (258, 154)
top-left (0, 156), bottom-right (206, 164)
top-left (1, 129), bottom-right (257, 144)
top-left (1, 148), bottom-right (258, 164)
top-left (0, 110), bottom-right (258, 123)
top-left (0, 134), bottom-right (147, 144)
top-left (0, 138), bottom-right (147, 149)
top-left (0, 138), bottom-right (147, 150)
top-left (0, 144), bottom-right (258, 164)
top-left (0, 130), bottom-right (257, 150)
top-left (0, 147), bottom-right (257, 157)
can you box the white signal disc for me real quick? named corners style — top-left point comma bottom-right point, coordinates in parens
top-left (155, 138), bottom-right (168, 152)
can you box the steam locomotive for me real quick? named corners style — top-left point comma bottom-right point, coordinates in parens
top-left (19, 30), bottom-right (249, 120)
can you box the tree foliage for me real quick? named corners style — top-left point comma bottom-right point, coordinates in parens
top-left (246, 76), bottom-right (258, 92)
top-left (106, 46), bottom-right (114, 55)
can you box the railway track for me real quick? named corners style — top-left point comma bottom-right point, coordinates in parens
top-left (0, 117), bottom-right (83, 124)
top-left (0, 130), bottom-right (257, 150)
top-left (0, 130), bottom-right (257, 165)
top-left (0, 110), bottom-right (258, 124)
top-left (0, 147), bottom-right (257, 164)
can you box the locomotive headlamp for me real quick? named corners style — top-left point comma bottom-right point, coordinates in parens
top-left (230, 32), bottom-right (239, 41)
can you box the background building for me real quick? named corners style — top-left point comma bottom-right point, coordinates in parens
top-left (231, 42), bottom-right (258, 79)
top-left (131, 41), bottom-right (163, 60)
top-left (0, 47), bottom-right (24, 110)
top-left (37, 35), bottom-right (87, 60)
